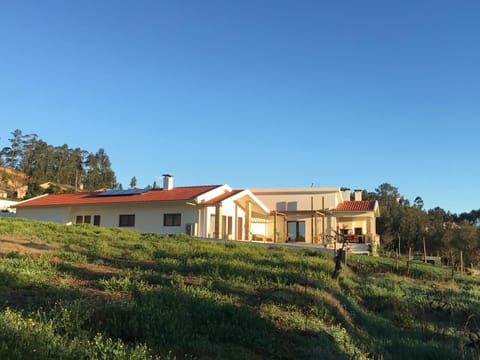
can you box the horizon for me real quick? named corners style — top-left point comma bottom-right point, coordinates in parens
top-left (1, 1), bottom-right (479, 214)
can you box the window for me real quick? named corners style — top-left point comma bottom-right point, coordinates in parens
top-left (222, 215), bottom-right (233, 238)
top-left (164, 213), bottom-right (181, 226)
top-left (119, 214), bottom-right (135, 227)
top-left (93, 215), bottom-right (101, 226)
top-left (76, 215), bottom-right (93, 225)
top-left (287, 221), bottom-right (305, 242)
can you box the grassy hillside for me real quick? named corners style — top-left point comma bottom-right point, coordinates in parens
top-left (0, 218), bottom-right (479, 359)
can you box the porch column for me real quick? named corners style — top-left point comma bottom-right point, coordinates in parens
top-left (245, 201), bottom-right (252, 240)
top-left (234, 204), bottom-right (238, 241)
top-left (310, 197), bottom-right (314, 244)
top-left (273, 211), bottom-right (277, 243)
top-left (215, 203), bottom-right (223, 239)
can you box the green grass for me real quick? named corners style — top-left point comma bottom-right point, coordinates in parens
top-left (1, 217), bottom-right (480, 359)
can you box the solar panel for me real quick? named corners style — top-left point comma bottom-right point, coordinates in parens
top-left (97, 188), bottom-right (150, 197)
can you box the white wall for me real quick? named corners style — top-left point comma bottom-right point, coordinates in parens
top-left (16, 207), bottom-right (72, 224)
top-left (0, 199), bottom-right (19, 211)
top-left (196, 185), bottom-right (230, 203)
top-left (18, 202), bottom-right (201, 235)
top-left (254, 189), bottom-right (339, 211)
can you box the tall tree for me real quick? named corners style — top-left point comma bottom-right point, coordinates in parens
top-left (84, 148), bottom-right (116, 190)
top-left (130, 176), bottom-right (137, 189)
top-left (372, 183), bottom-right (402, 248)
top-left (1, 129), bottom-right (29, 169)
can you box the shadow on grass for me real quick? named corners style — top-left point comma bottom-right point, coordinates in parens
top-left (0, 270), bottom-right (87, 311)
top-left (86, 286), bottom-right (350, 360)
top-left (331, 285), bottom-right (466, 360)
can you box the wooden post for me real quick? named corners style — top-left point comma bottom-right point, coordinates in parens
top-left (395, 249), bottom-right (399, 273)
top-left (422, 236), bottom-right (427, 263)
top-left (397, 233), bottom-right (401, 257)
top-left (322, 196), bottom-right (325, 245)
top-left (344, 243), bottom-right (348, 266)
top-left (310, 196), bottom-right (314, 244)
top-left (450, 251), bottom-right (455, 279)
top-left (215, 203), bottom-right (222, 239)
top-left (407, 247), bottom-right (412, 275)
top-left (273, 211), bottom-right (277, 243)
top-left (245, 201), bottom-right (252, 240)
top-left (460, 251), bottom-right (464, 275)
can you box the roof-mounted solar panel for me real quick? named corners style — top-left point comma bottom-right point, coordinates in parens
top-left (97, 188), bottom-right (150, 197)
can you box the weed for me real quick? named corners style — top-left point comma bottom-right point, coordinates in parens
top-left (1, 217), bottom-right (480, 359)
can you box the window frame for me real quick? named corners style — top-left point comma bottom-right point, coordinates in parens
top-left (76, 215), bottom-right (94, 225)
top-left (119, 214), bottom-right (135, 227)
top-left (163, 213), bottom-right (181, 227)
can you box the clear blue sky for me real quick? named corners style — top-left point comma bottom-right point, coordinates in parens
top-left (1, 1), bottom-right (479, 214)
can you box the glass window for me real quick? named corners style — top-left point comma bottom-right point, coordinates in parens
top-left (84, 215), bottom-right (91, 224)
top-left (164, 213), bottom-right (181, 226)
top-left (222, 216), bottom-right (233, 237)
top-left (93, 215), bottom-right (101, 226)
top-left (76, 215), bottom-right (83, 224)
top-left (119, 214), bottom-right (135, 227)
top-left (287, 221), bottom-right (305, 242)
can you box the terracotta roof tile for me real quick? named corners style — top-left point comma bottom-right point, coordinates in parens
top-left (16, 186), bottom-right (221, 207)
top-left (333, 200), bottom-right (376, 212)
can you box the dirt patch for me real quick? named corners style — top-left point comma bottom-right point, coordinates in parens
top-left (0, 235), bottom-right (132, 302)
top-left (0, 236), bottom-right (61, 255)
top-left (59, 276), bottom-right (133, 301)
top-left (60, 262), bottom-right (123, 280)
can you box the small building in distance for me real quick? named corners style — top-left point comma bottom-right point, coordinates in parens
top-left (0, 167), bottom-right (28, 199)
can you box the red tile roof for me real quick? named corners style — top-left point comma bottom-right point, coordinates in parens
top-left (16, 186), bottom-right (221, 207)
top-left (333, 200), bottom-right (377, 212)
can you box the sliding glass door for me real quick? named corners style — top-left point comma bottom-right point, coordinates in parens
top-left (287, 221), bottom-right (305, 242)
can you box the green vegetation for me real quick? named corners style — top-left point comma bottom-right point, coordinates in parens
top-left (1, 217), bottom-right (480, 359)
top-left (368, 183), bottom-right (480, 267)
top-left (0, 129), bottom-right (117, 195)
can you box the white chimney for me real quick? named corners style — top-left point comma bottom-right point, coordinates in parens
top-left (341, 188), bottom-right (351, 202)
top-left (354, 189), bottom-right (363, 201)
top-left (163, 174), bottom-right (174, 190)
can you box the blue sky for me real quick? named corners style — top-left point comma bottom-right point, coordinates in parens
top-left (1, 1), bottom-right (479, 214)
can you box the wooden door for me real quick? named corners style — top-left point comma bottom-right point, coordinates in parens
top-left (237, 217), bottom-right (243, 240)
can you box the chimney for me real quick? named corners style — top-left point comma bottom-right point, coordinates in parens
top-left (341, 188), bottom-right (351, 202)
top-left (163, 174), bottom-right (174, 190)
top-left (354, 189), bottom-right (363, 201)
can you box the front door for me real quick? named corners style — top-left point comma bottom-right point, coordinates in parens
top-left (237, 217), bottom-right (243, 240)
top-left (287, 221), bottom-right (305, 242)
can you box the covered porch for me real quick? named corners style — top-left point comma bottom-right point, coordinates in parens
top-left (263, 209), bottom-right (331, 244)
top-left (199, 189), bottom-right (271, 241)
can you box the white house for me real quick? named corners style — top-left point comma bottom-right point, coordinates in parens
top-left (0, 199), bottom-right (18, 213)
top-left (15, 175), bottom-right (271, 240)
top-left (14, 175), bottom-right (380, 250)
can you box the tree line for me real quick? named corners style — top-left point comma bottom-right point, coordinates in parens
top-left (368, 183), bottom-right (480, 268)
top-left (0, 129), bottom-right (117, 196)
